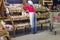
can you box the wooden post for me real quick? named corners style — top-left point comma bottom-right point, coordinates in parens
top-left (8, 15), bottom-right (16, 37)
top-left (39, 0), bottom-right (43, 5)
top-left (1, 0), bottom-right (5, 21)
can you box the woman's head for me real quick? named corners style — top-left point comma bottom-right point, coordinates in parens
top-left (28, 0), bottom-right (33, 5)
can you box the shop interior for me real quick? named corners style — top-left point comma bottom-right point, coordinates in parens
top-left (0, 0), bottom-right (60, 40)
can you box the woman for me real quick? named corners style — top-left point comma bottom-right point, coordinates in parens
top-left (23, 0), bottom-right (37, 34)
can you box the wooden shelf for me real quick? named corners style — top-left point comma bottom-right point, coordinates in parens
top-left (4, 15), bottom-right (49, 21)
top-left (0, 3), bottom-right (50, 37)
top-left (14, 23), bottom-right (29, 30)
top-left (44, 1), bottom-right (52, 2)
top-left (43, 0), bottom-right (53, 5)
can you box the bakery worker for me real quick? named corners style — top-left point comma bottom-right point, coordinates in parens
top-left (23, 0), bottom-right (37, 34)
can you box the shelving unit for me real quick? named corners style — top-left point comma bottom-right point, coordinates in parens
top-left (5, 5), bottom-right (50, 36)
top-left (43, 0), bottom-right (53, 5)
top-left (0, 0), bottom-right (50, 36)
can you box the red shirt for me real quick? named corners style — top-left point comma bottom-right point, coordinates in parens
top-left (23, 5), bottom-right (34, 12)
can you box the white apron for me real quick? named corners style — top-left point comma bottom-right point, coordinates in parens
top-left (29, 12), bottom-right (36, 28)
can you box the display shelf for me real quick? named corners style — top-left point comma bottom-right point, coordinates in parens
top-left (14, 23), bottom-right (30, 30)
top-left (43, 0), bottom-right (53, 5)
top-left (0, 4), bottom-right (50, 37)
top-left (0, 0), bottom-right (51, 37)
top-left (44, 1), bottom-right (52, 2)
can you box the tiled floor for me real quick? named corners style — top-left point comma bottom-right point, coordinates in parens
top-left (11, 30), bottom-right (60, 40)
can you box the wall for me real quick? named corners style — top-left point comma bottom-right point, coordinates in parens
top-left (7, 0), bottom-right (39, 4)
